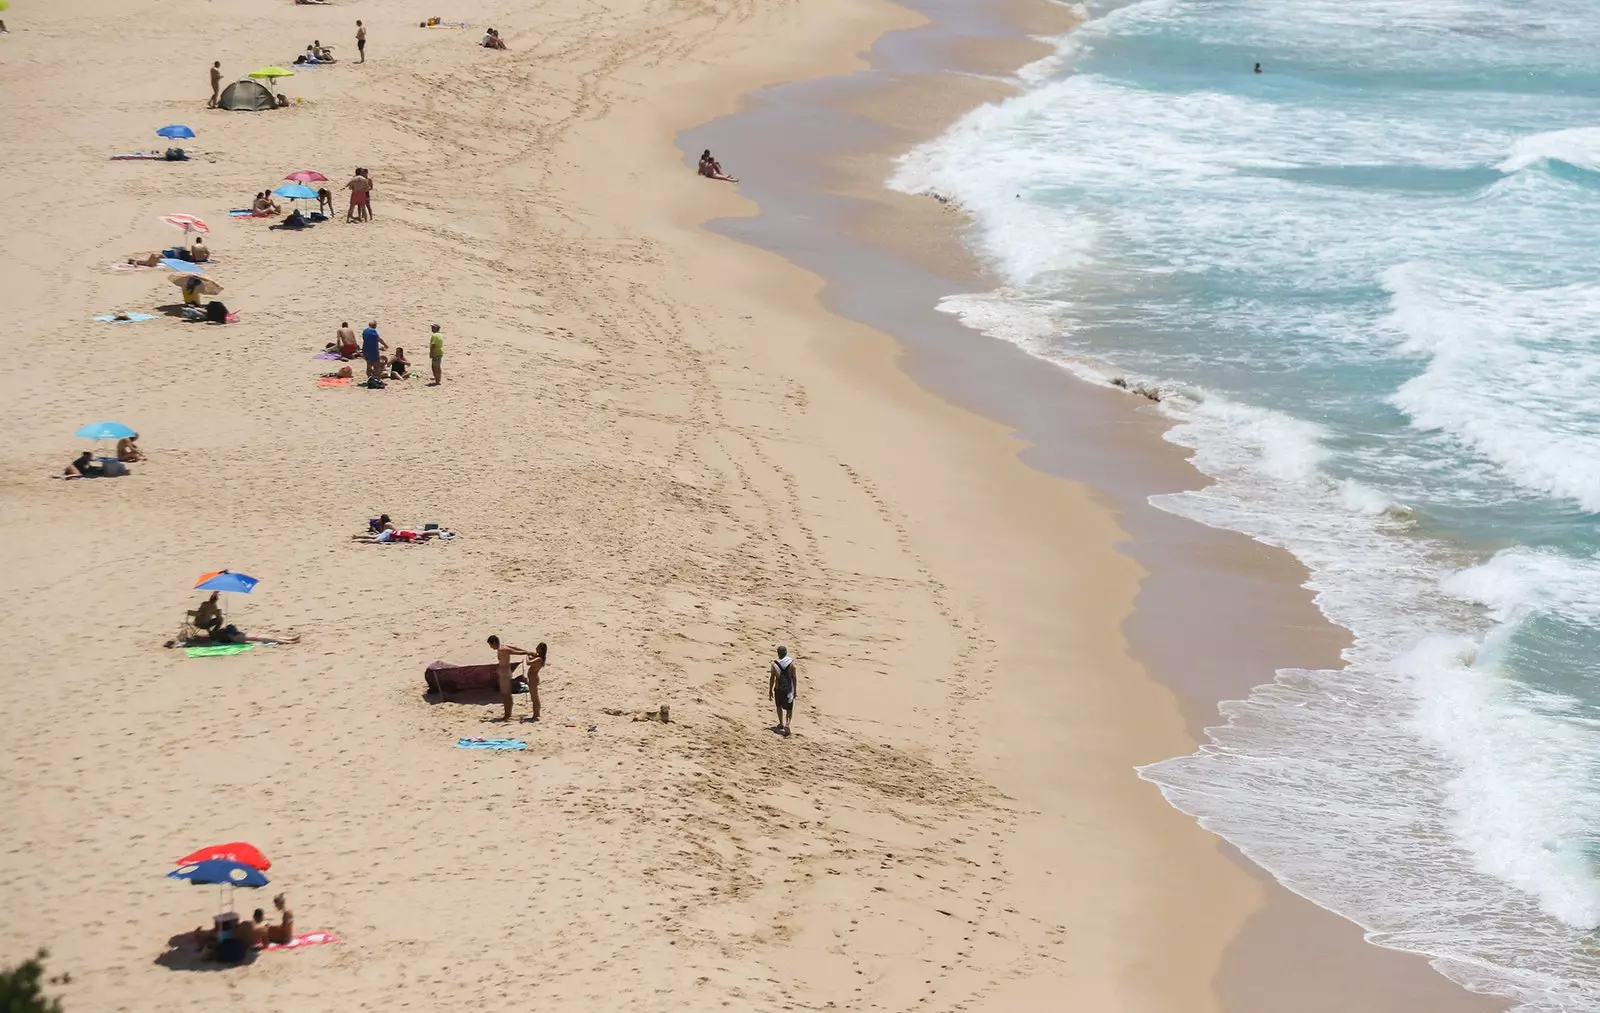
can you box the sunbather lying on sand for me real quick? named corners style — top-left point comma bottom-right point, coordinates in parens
top-left (351, 522), bottom-right (445, 543)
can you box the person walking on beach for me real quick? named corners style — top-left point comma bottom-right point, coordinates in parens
top-left (356, 20), bottom-right (367, 62)
top-left (361, 321), bottom-right (386, 379)
top-left (428, 323), bottom-right (444, 385)
top-left (488, 635), bottom-right (536, 722)
top-left (208, 61), bottom-right (222, 107)
top-left (769, 646), bottom-right (796, 736)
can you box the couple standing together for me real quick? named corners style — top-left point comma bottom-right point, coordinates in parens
top-left (490, 636), bottom-right (547, 722)
top-left (346, 169), bottom-right (374, 222)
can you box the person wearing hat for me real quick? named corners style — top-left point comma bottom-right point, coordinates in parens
top-left (768, 646), bottom-right (797, 736)
top-left (428, 323), bottom-right (444, 386)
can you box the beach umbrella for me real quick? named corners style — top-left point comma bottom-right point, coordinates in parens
top-left (170, 860), bottom-right (269, 887)
top-left (248, 67), bottom-right (294, 92)
top-left (272, 183), bottom-right (319, 202)
top-left (170, 858), bottom-right (269, 912)
top-left (177, 842), bottom-right (271, 871)
top-left (161, 213), bottom-right (210, 235)
top-left (75, 421), bottom-right (136, 441)
top-left (167, 274), bottom-right (223, 296)
top-left (159, 257), bottom-right (206, 274)
top-left (284, 170), bottom-right (327, 183)
top-left (156, 125), bottom-right (196, 140)
top-left (194, 570), bottom-right (258, 594)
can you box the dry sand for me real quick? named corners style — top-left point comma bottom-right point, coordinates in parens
top-left (1, 0), bottom-right (1257, 1010)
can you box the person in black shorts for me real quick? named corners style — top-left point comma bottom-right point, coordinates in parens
top-left (769, 646), bottom-right (796, 736)
top-left (356, 20), bottom-right (366, 62)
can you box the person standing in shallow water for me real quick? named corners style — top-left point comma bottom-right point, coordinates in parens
top-left (769, 646), bottom-right (796, 736)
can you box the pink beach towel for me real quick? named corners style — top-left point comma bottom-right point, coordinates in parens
top-left (265, 931), bottom-right (340, 952)
top-left (316, 377), bottom-right (351, 388)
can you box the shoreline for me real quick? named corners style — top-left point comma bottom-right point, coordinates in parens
top-left (681, 0), bottom-right (1509, 1010)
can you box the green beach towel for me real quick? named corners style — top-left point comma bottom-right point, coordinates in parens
top-left (185, 644), bottom-right (256, 658)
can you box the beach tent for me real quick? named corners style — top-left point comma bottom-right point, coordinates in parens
top-left (217, 79), bottom-right (276, 112)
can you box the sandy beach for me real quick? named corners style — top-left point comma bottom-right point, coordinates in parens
top-left (0, 0), bottom-right (1505, 1011)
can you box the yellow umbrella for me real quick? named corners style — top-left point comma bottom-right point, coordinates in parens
top-left (168, 274), bottom-right (224, 297)
top-left (248, 67), bottom-right (295, 80)
top-left (0, 2), bottom-right (11, 12)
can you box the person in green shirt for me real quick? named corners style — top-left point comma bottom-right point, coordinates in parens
top-left (428, 323), bottom-right (444, 385)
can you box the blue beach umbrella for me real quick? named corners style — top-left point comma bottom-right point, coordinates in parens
top-left (159, 258), bottom-right (205, 274)
top-left (170, 857), bottom-right (269, 913)
top-left (169, 859), bottom-right (269, 888)
top-left (75, 421), bottom-right (136, 440)
top-left (156, 124), bottom-right (196, 140)
top-left (194, 570), bottom-right (259, 594)
top-left (272, 183), bottom-right (319, 202)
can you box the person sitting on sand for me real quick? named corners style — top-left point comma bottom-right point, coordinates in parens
top-left (64, 451), bottom-right (101, 478)
top-left (331, 321), bottom-right (359, 358)
top-left (283, 207), bottom-right (308, 228)
top-left (368, 513), bottom-right (393, 533)
top-left (698, 149), bottom-right (738, 182)
top-left (313, 40), bottom-right (336, 61)
top-left (189, 237), bottom-right (210, 263)
top-left (482, 28), bottom-right (507, 49)
top-left (266, 894), bottom-right (294, 945)
top-left (191, 591), bottom-right (224, 635)
top-left (389, 347), bottom-right (410, 378)
top-left (116, 434), bottom-right (144, 462)
top-left (252, 192), bottom-right (280, 216)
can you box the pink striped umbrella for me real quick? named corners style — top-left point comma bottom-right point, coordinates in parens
top-left (160, 213), bottom-right (210, 235)
top-left (284, 170), bottom-right (328, 183)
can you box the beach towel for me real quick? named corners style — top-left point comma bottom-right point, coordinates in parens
top-left (186, 644), bottom-right (255, 658)
top-left (316, 377), bottom-right (351, 388)
top-left (456, 738), bottom-right (527, 751)
top-left (314, 352), bottom-right (343, 360)
top-left (110, 153), bottom-right (165, 161)
top-left (93, 313), bottom-right (156, 323)
top-left (229, 209), bottom-right (263, 218)
top-left (427, 23), bottom-right (468, 28)
top-left (109, 262), bottom-right (154, 271)
top-left (265, 931), bottom-right (340, 952)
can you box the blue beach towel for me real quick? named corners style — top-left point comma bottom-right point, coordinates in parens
top-left (93, 313), bottom-right (156, 323)
top-left (455, 738), bottom-right (527, 751)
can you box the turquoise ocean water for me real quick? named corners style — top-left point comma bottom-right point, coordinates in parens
top-left (891, 0), bottom-right (1600, 1006)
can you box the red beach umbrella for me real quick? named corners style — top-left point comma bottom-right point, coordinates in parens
top-left (177, 842), bottom-right (272, 871)
top-left (284, 170), bottom-right (328, 183)
top-left (161, 213), bottom-right (211, 235)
